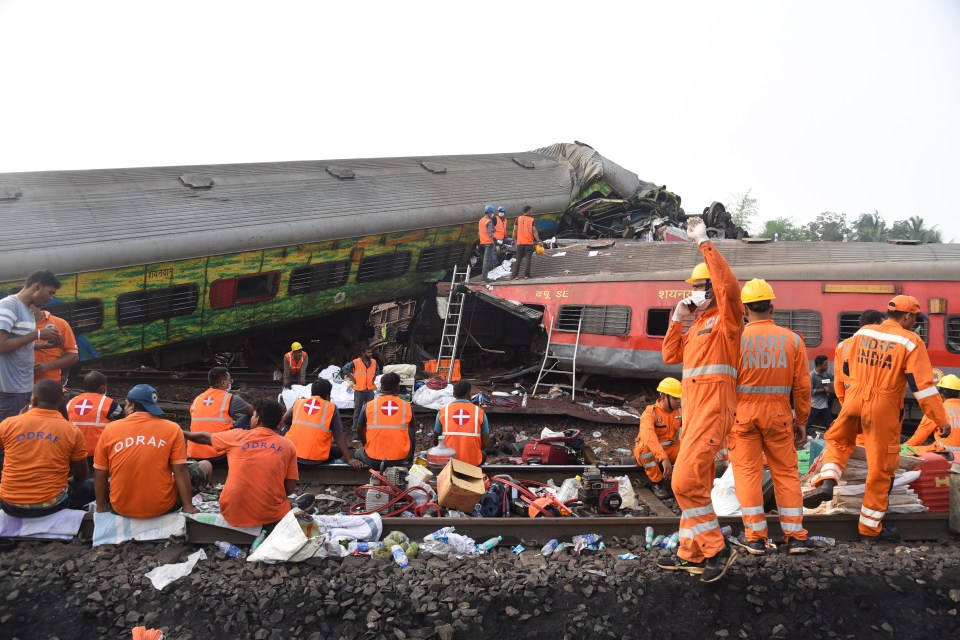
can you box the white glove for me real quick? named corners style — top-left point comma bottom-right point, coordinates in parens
top-left (687, 217), bottom-right (708, 245)
top-left (672, 298), bottom-right (695, 322)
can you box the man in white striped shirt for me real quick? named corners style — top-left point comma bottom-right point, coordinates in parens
top-left (804, 295), bottom-right (950, 542)
top-left (0, 271), bottom-right (62, 421)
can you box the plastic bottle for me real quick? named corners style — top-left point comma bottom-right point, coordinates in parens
top-left (476, 536), bottom-right (503, 554)
top-left (214, 541), bottom-right (247, 560)
top-left (662, 532), bottom-right (679, 550)
top-left (572, 533), bottom-right (602, 546)
top-left (424, 526), bottom-right (456, 543)
top-left (650, 534), bottom-right (665, 549)
top-left (251, 529), bottom-right (267, 551)
top-left (425, 437), bottom-right (457, 480)
top-left (541, 539), bottom-right (559, 556)
top-left (809, 535), bottom-right (836, 547)
top-left (522, 392), bottom-right (529, 408)
top-left (644, 526), bottom-right (654, 549)
top-left (390, 544), bottom-right (409, 568)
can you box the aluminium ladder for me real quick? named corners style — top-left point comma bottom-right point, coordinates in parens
top-left (532, 311), bottom-right (583, 402)
top-left (436, 265), bottom-right (471, 382)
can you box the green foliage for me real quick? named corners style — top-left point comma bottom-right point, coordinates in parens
top-left (804, 212), bottom-right (851, 242)
top-left (758, 217), bottom-right (806, 241)
top-left (728, 189), bottom-right (759, 231)
top-left (851, 211), bottom-right (887, 242)
top-left (889, 216), bottom-right (942, 243)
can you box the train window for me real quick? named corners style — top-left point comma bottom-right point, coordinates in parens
top-left (44, 299), bottom-right (103, 334)
top-left (946, 316), bottom-right (960, 354)
top-left (117, 285), bottom-right (199, 326)
top-left (646, 308), bottom-right (672, 337)
top-left (558, 305), bottom-right (631, 336)
top-left (913, 314), bottom-right (928, 345)
top-left (417, 243), bottom-right (467, 273)
top-left (838, 313), bottom-right (861, 340)
top-left (356, 251), bottom-right (412, 283)
top-left (210, 273), bottom-right (280, 310)
top-left (289, 261), bottom-right (351, 294)
top-left (772, 310), bottom-right (822, 347)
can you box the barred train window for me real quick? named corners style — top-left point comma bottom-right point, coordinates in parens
top-left (117, 285), bottom-right (198, 326)
top-left (45, 299), bottom-right (103, 334)
top-left (838, 313), bottom-right (861, 341)
top-left (417, 243), bottom-right (466, 273)
top-left (558, 305), bottom-right (631, 336)
top-left (356, 251), bottom-right (412, 283)
top-left (772, 310), bottom-right (822, 347)
top-left (913, 314), bottom-right (928, 345)
top-left (946, 316), bottom-right (960, 354)
top-left (289, 261), bottom-right (351, 294)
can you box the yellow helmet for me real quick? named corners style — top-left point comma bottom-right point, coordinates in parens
top-left (741, 278), bottom-right (776, 304)
top-left (685, 262), bottom-right (710, 284)
top-left (656, 377), bottom-right (682, 398)
top-left (535, 243), bottom-right (545, 255)
top-left (291, 342), bottom-right (303, 351)
top-left (937, 374), bottom-right (960, 392)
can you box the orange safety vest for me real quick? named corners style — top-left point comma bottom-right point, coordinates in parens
top-left (478, 216), bottom-right (494, 245)
top-left (188, 388), bottom-right (235, 459)
top-left (286, 396), bottom-right (335, 461)
top-left (364, 395), bottom-right (411, 460)
top-left (439, 401), bottom-right (485, 466)
top-left (494, 216), bottom-right (507, 241)
top-left (516, 215), bottom-right (536, 245)
top-left (352, 358), bottom-right (376, 391)
top-left (285, 351), bottom-right (305, 375)
top-left (67, 392), bottom-right (112, 455)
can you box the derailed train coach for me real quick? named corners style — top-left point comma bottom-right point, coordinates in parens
top-left (0, 143), bottom-right (684, 367)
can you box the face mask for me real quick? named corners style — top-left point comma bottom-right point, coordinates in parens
top-left (225, 383), bottom-right (232, 392)
top-left (690, 290), bottom-right (708, 305)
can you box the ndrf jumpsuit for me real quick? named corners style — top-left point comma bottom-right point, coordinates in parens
top-left (904, 398), bottom-right (960, 454)
top-left (662, 241), bottom-right (742, 563)
top-left (633, 403), bottom-right (683, 483)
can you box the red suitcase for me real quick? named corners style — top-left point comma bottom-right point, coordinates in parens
top-left (521, 429), bottom-right (582, 465)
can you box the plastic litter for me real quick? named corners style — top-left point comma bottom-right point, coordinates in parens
top-left (421, 532), bottom-right (478, 558)
top-left (511, 544), bottom-right (525, 556)
top-left (144, 549), bottom-right (207, 590)
top-left (541, 539), bottom-right (559, 556)
top-left (618, 553), bottom-right (639, 560)
top-left (644, 526), bottom-right (654, 549)
top-left (390, 544), bottom-right (409, 568)
top-left (214, 541), bottom-right (246, 560)
top-left (476, 536), bottom-right (503, 554)
top-left (809, 535), bottom-right (836, 547)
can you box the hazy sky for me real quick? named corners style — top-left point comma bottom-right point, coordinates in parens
top-left (2, 0), bottom-right (957, 235)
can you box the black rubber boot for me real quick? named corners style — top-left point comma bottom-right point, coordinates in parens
top-left (803, 479), bottom-right (836, 508)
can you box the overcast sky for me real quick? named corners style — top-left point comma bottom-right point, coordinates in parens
top-left (2, 0), bottom-right (957, 235)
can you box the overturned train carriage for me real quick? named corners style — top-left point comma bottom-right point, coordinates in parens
top-left (0, 143), bottom-right (679, 366)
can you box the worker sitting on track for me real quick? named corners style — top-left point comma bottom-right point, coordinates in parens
top-left (281, 379), bottom-right (363, 469)
top-left (434, 381), bottom-right (490, 466)
top-left (731, 279), bottom-right (813, 555)
top-left (804, 295), bottom-right (951, 543)
top-left (658, 217), bottom-right (741, 583)
top-left (354, 373), bottom-right (416, 470)
top-left (186, 367), bottom-right (253, 463)
top-left (66, 371), bottom-right (124, 463)
top-left (283, 341), bottom-right (309, 388)
top-left (904, 374), bottom-right (960, 455)
top-left (94, 385), bottom-right (203, 518)
top-left (341, 345), bottom-right (380, 439)
top-left (0, 379), bottom-right (93, 517)
top-left (184, 399), bottom-right (298, 529)
top-left (633, 377), bottom-right (683, 500)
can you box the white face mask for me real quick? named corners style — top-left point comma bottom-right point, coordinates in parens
top-left (690, 290), bottom-right (708, 305)
top-left (225, 382), bottom-right (232, 392)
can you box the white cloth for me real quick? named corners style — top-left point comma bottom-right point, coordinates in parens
top-left (281, 381), bottom-right (356, 410)
top-left (318, 365), bottom-right (344, 384)
top-left (144, 549), bottom-right (207, 590)
top-left (248, 511), bottom-right (383, 563)
top-left (412, 384), bottom-right (456, 410)
top-left (92, 511), bottom-right (186, 546)
top-left (711, 465), bottom-right (742, 517)
top-left (0, 509), bottom-right (86, 540)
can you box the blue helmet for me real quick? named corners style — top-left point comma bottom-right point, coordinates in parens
top-left (484, 204), bottom-right (495, 213)
top-left (497, 206), bottom-right (506, 213)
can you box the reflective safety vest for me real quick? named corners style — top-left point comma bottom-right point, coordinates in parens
top-left (478, 216), bottom-right (494, 245)
top-left (516, 215), bottom-right (536, 245)
top-left (67, 392), bottom-right (111, 455)
top-left (365, 395), bottom-right (412, 460)
top-left (188, 388), bottom-right (234, 459)
top-left (352, 358), bottom-right (376, 391)
top-left (285, 351), bottom-right (305, 375)
top-left (286, 396), bottom-right (335, 461)
top-left (494, 216), bottom-right (507, 241)
top-left (439, 401), bottom-right (485, 466)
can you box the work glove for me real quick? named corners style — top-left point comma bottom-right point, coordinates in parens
top-left (672, 297), bottom-right (696, 322)
top-left (687, 216), bottom-right (708, 245)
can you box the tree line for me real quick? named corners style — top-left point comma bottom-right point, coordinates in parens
top-left (727, 191), bottom-right (945, 243)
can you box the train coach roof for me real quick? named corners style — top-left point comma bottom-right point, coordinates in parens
top-left (523, 240), bottom-right (960, 282)
top-left (0, 143), bottom-right (659, 280)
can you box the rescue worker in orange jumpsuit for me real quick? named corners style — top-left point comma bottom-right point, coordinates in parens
top-left (510, 205), bottom-right (542, 280)
top-left (494, 206), bottom-right (508, 244)
top-left (633, 377), bottom-right (683, 500)
top-left (903, 374), bottom-right (960, 454)
top-left (730, 279), bottom-right (813, 555)
top-left (478, 205), bottom-right (501, 281)
top-left (658, 217), bottom-right (742, 582)
top-left (281, 379), bottom-right (363, 469)
top-left (434, 381), bottom-right (491, 466)
top-left (355, 373), bottom-right (416, 469)
top-left (187, 367), bottom-right (254, 462)
top-left (833, 310), bottom-right (884, 447)
top-left (283, 342), bottom-right (308, 388)
top-left (805, 295), bottom-right (951, 541)
top-left (66, 370), bottom-right (124, 462)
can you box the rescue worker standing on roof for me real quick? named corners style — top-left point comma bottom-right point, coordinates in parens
top-left (805, 295), bottom-right (951, 542)
top-left (342, 344), bottom-right (380, 439)
top-left (494, 206), bottom-right (508, 244)
top-left (633, 377), bottom-right (683, 500)
top-left (478, 204), bottom-right (501, 281)
top-left (283, 342), bottom-right (308, 388)
top-left (731, 279), bottom-right (813, 555)
top-left (510, 205), bottom-right (541, 280)
top-left (658, 217), bottom-right (742, 583)
top-left (904, 374), bottom-right (960, 454)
